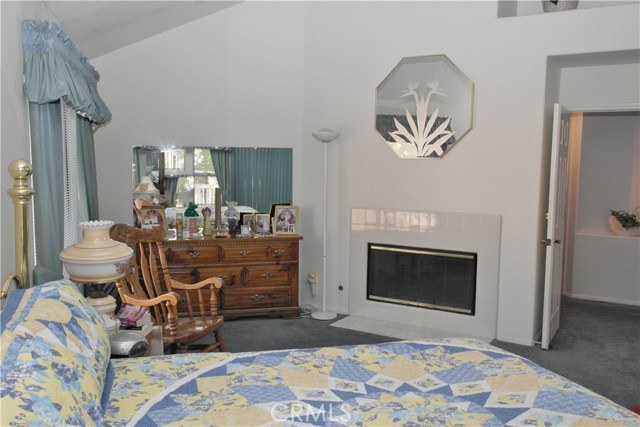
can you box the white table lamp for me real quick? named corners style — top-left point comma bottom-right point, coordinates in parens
top-left (60, 220), bottom-right (133, 335)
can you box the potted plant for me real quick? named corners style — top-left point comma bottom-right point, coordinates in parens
top-left (609, 209), bottom-right (640, 237)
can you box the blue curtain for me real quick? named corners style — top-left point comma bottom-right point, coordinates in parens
top-left (29, 102), bottom-right (65, 285)
top-left (22, 20), bottom-right (111, 124)
top-left (210, 147), bottom-right (231, 204)
top-left (77, 117), bottom-right (99, 220)
top-left (230, 148), bottom-right (292, 213)
top-left (163, 177), bottom-right (179, 206)
top-left (22, 20), bottom-right (110, 284)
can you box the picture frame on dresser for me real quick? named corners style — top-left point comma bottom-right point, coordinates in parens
top-left (273, 205), bottom-right (299, 235)
top-left (269, 203), bottom-right (289, 219)
top-left (241, 213), bottom-right (254, 232)
top-left (255, 213), bottom-right (271, 234)
top-left (139, 205), bottom-right (166, 229)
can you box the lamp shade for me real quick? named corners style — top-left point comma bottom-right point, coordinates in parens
top-left (60, 221), bottom-right (133, 283)
top-left (312, 128), bottom-right (340, 143)
top-left (133, 176), bottom-right (159, 194)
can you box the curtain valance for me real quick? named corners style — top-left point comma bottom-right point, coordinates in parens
top-left (21, 20), bottom-right (111, 124)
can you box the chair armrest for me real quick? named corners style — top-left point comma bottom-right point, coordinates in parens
top-left (169, 276), bottom-right (223, 291)
top-left (119, 291), bottom-right (181, 308)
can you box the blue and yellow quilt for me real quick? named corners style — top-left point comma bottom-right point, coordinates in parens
top-left (2, 281), bottom-right (638, 426)
top-left (105, 339), bottom-right (638, 427)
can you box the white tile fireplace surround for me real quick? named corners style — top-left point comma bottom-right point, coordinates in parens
top-left (334, 207), bottom-right (501, 342)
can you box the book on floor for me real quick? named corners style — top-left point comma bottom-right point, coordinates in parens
top-left (116, 304), bottom-right (151, 327)
top-left (121, 321), bottom-right (153, 336)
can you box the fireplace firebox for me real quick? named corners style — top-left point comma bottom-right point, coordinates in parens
top-left (367, 243), bottom-right (477, 315)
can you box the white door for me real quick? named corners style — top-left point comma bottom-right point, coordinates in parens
top-left (542, 104), bottom-right (570, 350)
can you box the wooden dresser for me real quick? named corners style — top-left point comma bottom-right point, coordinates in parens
top-left (164, 236), bottom-right (302, 318)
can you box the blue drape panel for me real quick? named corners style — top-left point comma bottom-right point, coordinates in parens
top-left (210, 148), bottom-right (231, 203)
top-left (77, 117), bottom-right (99, 220)
top-left (230, 148), bottom-right (292, 213)
top-left (163, 177), bottom-right (179, 206)
top-left (23, 20), bottom-right (109, 284)
top-left (22, 20), bottom-right (111, 124)
top-left (30, 102), bottom-right (65, 285)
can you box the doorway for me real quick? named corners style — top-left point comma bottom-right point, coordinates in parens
top-left (540, 51), bottom-right (639, 348)
top-left (564, 111), bottom-right (640, 304)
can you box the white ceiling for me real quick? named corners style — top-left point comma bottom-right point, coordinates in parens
top-left (43, 1), bottom-right (241, 59)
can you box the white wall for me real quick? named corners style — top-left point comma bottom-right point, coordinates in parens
top-left (91, 2), bottom-right (306, 226)
top-left (3, 1), bottom-right (639, 345)
top-left (576, 113), bottom-right (639, 233)
top-left (560, 63), bottom-right (640, 111)
top-left (569, 113), bottom-right (640, 305)
top-left (299, 1), bottom-right (639, 345)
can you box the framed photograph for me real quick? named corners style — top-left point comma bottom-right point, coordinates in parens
top-left (139, 205), bottom-right (166, 229)
top-left (241, 213), bottom-right (255, 232)
top-left (254, 213), bottom-right (271, 234)
top-left (269, 203), bottom-right (290, 219)
top-left (273, 205), bottom-right (299, 235)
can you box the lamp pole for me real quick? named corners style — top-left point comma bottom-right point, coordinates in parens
top-left (311, 129), bottom-right (339, 320)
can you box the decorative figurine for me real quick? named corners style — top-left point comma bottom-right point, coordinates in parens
top-left (224, 201), bottom-right (240, 236)
top-left (184, 202), bottom-right (199, 237)
top-left (201, 207), bottom-right (213, 237)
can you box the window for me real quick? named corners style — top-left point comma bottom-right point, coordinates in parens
top-left (164, 147), bottom-right (218, 206)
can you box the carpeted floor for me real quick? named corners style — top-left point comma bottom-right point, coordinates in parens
top-left (491, 297), bottom-right (640, 410)
top-left (206, 296), bottom-right (639, 409)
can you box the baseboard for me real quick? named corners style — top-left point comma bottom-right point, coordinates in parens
top-left (564, 292), bottom-right (640, 307)
top-left (494, 335), bottom-right (535, 347)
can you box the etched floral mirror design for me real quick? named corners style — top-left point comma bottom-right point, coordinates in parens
top-left (376, 55), bottom-right (474, 159)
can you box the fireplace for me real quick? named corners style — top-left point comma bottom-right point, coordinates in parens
top-left (343, 207), bottom-right (501, 341)
top-left (367, 243), bottom-right (477, 315)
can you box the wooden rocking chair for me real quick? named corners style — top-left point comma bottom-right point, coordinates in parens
top-left (110, 224), bottom-right (225, 354)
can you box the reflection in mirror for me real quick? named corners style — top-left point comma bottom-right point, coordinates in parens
top-left (132, 146), bottom-right (292, 213)
top-left (375, 54), bottom-right (474, 159)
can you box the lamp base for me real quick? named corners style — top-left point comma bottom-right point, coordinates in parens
top-left (87, 294), bottom-right (120, 336)
top-left (311, 310), bottom-right (338, 321)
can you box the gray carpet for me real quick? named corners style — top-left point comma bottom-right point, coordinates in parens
top-left (491, 297), bottom-right (640, 410)
top-left (210, 297), bottom-right (639, 409)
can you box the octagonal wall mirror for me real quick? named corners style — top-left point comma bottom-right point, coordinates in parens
top-left (376, 54), bottom-right (474, 159)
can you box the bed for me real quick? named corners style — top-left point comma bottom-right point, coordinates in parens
top-left (1, 162), bottom-right (640, 426)
top-left (3, 281), bottom-right (639, 427)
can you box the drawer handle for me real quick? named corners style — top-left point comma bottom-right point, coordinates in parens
top-left (273, 249), bottom-right (286, 256)
top-left (250, 294), bottom-right (265, 302)
top-left (261, 273), bottom-right (273, 280)
top-left (189, 251), bottom-right (201, 258)
top-left (240, 250), bottom-right (251, 257)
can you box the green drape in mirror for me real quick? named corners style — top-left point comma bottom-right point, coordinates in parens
top-left (229, 148), bottom-right (292, 213)
top-left (210, 148), bottom-right (231, 203)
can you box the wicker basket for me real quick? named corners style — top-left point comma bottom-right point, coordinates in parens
top-left (608, 214), bottom-right (640, 237)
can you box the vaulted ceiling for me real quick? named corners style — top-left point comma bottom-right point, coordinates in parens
top-left (44, 1), bottom-right (241, 59)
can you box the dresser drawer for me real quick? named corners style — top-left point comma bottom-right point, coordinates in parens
top-left (220, 244), bottom-right (271, 262)
top-left (166, 245), bottom-right (220, 264)
top-left (167, 268), bottom-right (196, 285)
top-left (220, 243), bottom-right (296, 262)
top-left (245, 265), bottom-right (291, 287)
top-left (222, 288), bottom-right (290, 309)
top-left (197, 267), bottom-right (243, 287)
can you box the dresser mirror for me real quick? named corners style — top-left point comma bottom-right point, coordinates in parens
top-left (132, 146), bottom-right (292, 215)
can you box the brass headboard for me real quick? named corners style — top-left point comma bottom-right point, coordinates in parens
top-left (1, 159), bottom-right (35, 299)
